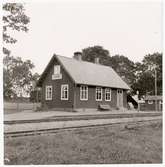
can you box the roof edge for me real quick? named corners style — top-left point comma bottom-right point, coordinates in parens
top-left (36, 54), bottom-right (76, 87)
top-left (37, 54), bottom-right (130, 90)
top-left (75, 82), bottom-right (130, 90)
top-left (55, 55), bottom-right (76, 84)
top-left (36, 54), bottom-right (55, 87)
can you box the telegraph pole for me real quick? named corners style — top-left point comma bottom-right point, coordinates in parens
top-left (155, 67), bottom-right (157, 111)
top-left (137, 90), bottom-right (140, 112)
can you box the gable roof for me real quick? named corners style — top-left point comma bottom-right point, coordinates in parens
top-left (37, 54), bottom-right (130, 90)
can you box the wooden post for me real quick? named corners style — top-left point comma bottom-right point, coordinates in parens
top-left (36, 88), bottom-right (39, 103)
top-left (16, 94), bottom-right (19, 112)
top-left (155, 68), bottom-right (157, 112)
top-left (138, 102), bottom-right (140, 112)
top-left (17, 101), bottom-right (19, 112)
top-left (36, 88), bottom-right (39, 111)
top-left (73, 83), bottom-right (77, 111)
top-left (137, 90), bottom-right (140, 112)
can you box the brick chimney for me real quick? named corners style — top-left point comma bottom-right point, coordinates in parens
top-left (73, 52), bottom-right (82, 61)
top-left (94, 57), bottom-right (99, 64)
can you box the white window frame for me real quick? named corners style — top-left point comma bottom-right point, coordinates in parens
top-left (96, 87), bottom-right (102, 101)
top-left (105, 88), bottom-right (111, 101)
top-left (54, 65), bottom-right (61, 75)
top-left (80, 85), bottom-right (88, 101)
top-left (45, 86), bottom-right (52, 100)
top-left (61, 84), bottom-right (69, 100)
top-left (148, 100), bottom-right (153, 104)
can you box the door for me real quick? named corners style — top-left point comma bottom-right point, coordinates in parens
top-left (117, 89), bottom-right (123, 108)
top-left (159, 100), bottom-right (162, 111)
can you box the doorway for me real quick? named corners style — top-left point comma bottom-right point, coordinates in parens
top-left (117, 89), bottom-right (123, 108)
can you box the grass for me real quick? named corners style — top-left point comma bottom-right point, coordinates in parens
top-left (4, 120), bottom-right (162, 164)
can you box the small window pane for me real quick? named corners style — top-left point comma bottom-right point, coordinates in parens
top-left (80, 85), bottom-right (88, 100)
top-left (105, 88), bottom-right (111, 101)
top-left (61, 85), bottom-right (69, 100)
top-left (96, 87), bottom-right (102, 101)
top-left (54, 65), bottom-right (60, 74)
top-left (46, 86), bottom-right (52, 100)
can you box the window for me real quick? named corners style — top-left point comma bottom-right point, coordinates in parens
top-left (80, 85), bottom-right (88, 100)
top-left (52, 65), bottom-right (62, 80)
top-left (148, 100), bottom-right (153, 104)
top-left (96, 87), bottom-right (102, 101)
top-left (117, 90), bottom-right (123, 94)
top-left (61, 84), bottom-right (69, 100)
top-left (105, 88), bottom-right (111, 101)
top-left (54, 65), bottom-right (60, 74)
top-left (45, 86), bottom-right (52, 100)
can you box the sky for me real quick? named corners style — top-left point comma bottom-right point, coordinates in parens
top-left (4, 0), bottom-right (163, 74)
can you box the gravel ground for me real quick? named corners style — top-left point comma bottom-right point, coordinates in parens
top-left (5, 116), bottom-right (162, 133)
top-left (4, 109), bottom-right (159, 121)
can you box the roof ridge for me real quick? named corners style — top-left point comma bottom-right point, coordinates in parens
top-left (55, 54), bottom-right (113, 69)
top-left (37, 53), bottom-right (130, 89)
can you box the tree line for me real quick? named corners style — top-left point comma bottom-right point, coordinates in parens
top-left (81, 46), bottom-right (162, 98)
top-left (3, 3), bottom-right (40, 100)
top-left (3, 3), bottom-right (162, 101)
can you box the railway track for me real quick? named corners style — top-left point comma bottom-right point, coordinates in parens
top-left (5, 117), bottom-right (161, 138)
top-left (4, 112), bottom-right (161, 124)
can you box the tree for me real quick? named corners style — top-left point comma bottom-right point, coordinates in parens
top-left (3, 3), bottom-right (30, 55)
top-left (29, 73), bottom-right (41, 102)
top-left (142, 52), bottom-right (162, 83)
top-left (81, 46), bottom-right (111, 66)
top-left (131, 72), bottom-right (155, 97)
top-left (110, 55), bottom-right (136, 86)
top-left (31, 73), bottom-right (40, 84)
top-left (132, 52), bottom-right (162, 97)
top-left (81, 46), bottom-right (136, 86)
top-left (29, 72), bottom-right (40, 93)
top-left (3, 55), bottom-right (35, 100)
top-left (3, 3), bottom-right (31, 99)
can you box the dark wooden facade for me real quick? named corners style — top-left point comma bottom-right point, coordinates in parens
top-left (144, 100), bottom-right (162, 111)
top-left (40, 56), bottom-right (128, 111)
top-left (41, 57), bottom-right (75, 110)
top-left (74, 85), bottom-right (127, 109)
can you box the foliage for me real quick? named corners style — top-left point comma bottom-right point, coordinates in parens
top-left (82, 46), bottom-right (111, 66)
top-left (132, 52), bottom-right (162, 97)
top-left (3, 3), bottom-right (30, 54)
top-left (110, 55), bottom-right (136, 86)
top-left (31, 73), bottom-right (40, 85)
top-left (80, 46), bottom-right (162, 97)
top-left (3, 55), bottom-right (35, 99)
top-left (29, 73), bottom-right (41, 102)
top-left (3, 3), bottom-right (32, 99)
top-left (131, 72), bottom-right (155, 97)
top-left (81, 46), bottom-right (136, 86)
top-left (30, 90), bottom-right (41, 102)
